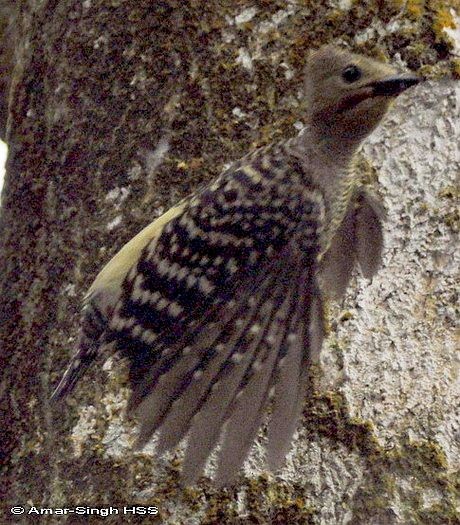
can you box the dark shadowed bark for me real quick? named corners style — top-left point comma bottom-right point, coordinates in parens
top-left (0, 1), bottom-right (16, 140)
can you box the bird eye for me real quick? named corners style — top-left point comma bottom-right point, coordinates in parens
top-left (342, 65), bottom-right (362, 83)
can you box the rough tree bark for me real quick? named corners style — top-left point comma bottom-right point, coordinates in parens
top-left (1, 1), bottom-right (458, 524)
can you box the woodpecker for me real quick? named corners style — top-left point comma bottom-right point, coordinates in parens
top-left (51, 46), bottom-right (421, 486)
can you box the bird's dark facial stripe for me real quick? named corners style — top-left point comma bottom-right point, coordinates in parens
top-left (336, 76), bottom-right (422, 116)
top-left (335, 88), bottom-right (374, 114)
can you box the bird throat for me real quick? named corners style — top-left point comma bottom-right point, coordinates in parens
top-left (292, 127), bottom-right (362, 257)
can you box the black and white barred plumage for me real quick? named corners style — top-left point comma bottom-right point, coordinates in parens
top-left (52, 45), bottom-right (420, 485)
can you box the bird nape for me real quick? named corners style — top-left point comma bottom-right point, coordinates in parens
top-left (51, 45), bottom-right (421, 486)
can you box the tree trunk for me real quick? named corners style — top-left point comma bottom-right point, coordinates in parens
top-left (1, 2), bottom-right (458, 524)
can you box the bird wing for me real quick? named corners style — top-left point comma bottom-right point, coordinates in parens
top-left (108, 156), bottom-right (326, 484)
top-left (318, 201), bottom-right (357, 300)
top-left (50, 199), bottom-right (189, 401)
top-left (86, 200), bottom-right (189, 308)
top-left (355, 188), bottom-right (385, 279)
top-left (318, 186), bottom-right (385, 300)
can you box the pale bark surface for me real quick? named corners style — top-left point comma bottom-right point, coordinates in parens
top-left (1, 1), bottom-right (458, 524)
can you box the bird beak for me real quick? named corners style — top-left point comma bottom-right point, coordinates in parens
top-left (370, 74), bottom-right (422, 97)
top-left (336, 73), bottom-right (422, 114)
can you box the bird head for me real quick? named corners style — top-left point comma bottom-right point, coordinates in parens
top-left (304, 46), bottom-right (421, 143)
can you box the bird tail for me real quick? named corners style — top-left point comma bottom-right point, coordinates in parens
top-left (50, 302), bottom-right (107, 402)
top-left (50, 336), bottom-right (99, 402)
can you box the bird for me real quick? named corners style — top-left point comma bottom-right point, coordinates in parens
top-left (51, 45), bottom-right (421, 486)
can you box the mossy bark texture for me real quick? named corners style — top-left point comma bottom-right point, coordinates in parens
top-left (0, 1), bottom-right (458, 524)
